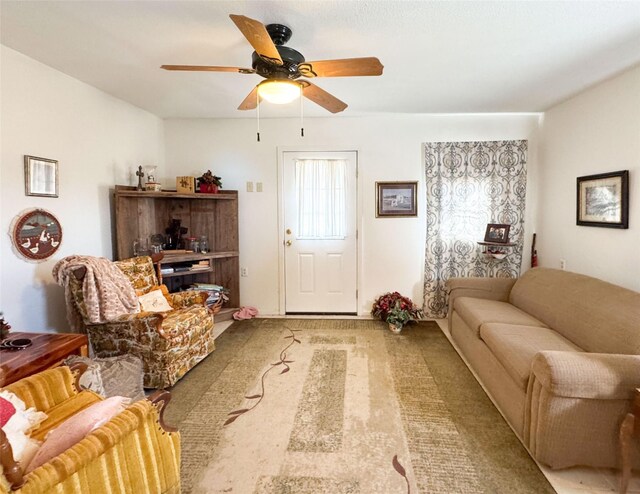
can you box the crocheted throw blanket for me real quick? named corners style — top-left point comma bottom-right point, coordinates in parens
top-left (53, 256), bottom-right (139, 331)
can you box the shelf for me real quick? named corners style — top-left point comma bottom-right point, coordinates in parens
top-left (114, 184), bottom-right (239, 308)
top-left (160, 251), bottom-right (239, 263)
top-left (115, 190), bottom-right (237, 200)
top-left (214, 308), bottom-right (237, 322)
top-left (477, 241), bottom-right (516, 247)
top-left (161, 268), bottom-right (213, 278)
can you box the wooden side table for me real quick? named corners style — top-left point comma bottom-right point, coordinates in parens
top-left (0, 332), bottom-right (88, 387)
top-left (620, 388), bottom-right (640, 494)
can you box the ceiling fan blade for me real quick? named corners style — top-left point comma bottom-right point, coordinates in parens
top-left (238, 86), bottom-right (260, 110)
top-left (229, 14), bottom-right (283, 66)
top-left (302, 82), bottom-right (347, 113)
top-left (299, 57), bottom-right (383, 78)
top-left (161, 65), bottom-right (255, 74)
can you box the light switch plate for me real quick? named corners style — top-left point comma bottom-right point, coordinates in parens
top-left (246, 181), bottom-right (253, 192)
top-left (256, 182), bottom-right (263, 192)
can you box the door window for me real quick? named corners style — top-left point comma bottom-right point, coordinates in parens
top-left (295, 159), bottom-right (347, 239)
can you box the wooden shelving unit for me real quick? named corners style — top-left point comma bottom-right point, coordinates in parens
top-left (113, 185), bottom-right (239, 321)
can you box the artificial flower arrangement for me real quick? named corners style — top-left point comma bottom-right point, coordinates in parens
top-left (197, 170), bottom-right (223, 193)
top-left (371, 291), bottom-right (424, 332)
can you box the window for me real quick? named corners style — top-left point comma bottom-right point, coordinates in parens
top-left (295, 159), bottom-right (347, 239)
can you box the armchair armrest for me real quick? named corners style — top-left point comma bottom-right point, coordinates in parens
top-left (531, 351), bottom-right (640, 400)
top-left (446, 276), bottom-right (517, 325)
top-left (165, 289), bottom-right (208, 309)
top-left (89, 311), bottom-right (171, 340)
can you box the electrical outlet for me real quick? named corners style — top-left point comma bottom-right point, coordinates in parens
top-left (256, 182), bottom-right (263, 192)
top-left (241, 267), bottom-right (248, 277)
top-left (560, 259), bottom-right (566, 270)
top-left (246, 181), bottom-right (253, 192)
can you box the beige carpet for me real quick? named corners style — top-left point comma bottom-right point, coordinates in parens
top-left (166, 319), bottom-right (554, 494)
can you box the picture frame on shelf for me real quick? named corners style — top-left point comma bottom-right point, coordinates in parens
top-left (24, 155), bottom-right (58, 197)
top-left (483, 223), bottom-right (510, 244)
top-left (376, 181), bottom-right (418, 217)
top-left (576, 170), bottom-right (629, 229)
top-left (176, 176), bottom-right (196, 194)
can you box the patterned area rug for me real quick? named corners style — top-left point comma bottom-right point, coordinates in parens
top-left (166, 319), bottom-right (553, 494)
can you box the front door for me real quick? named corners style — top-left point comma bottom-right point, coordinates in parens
top-left (283, 151), bottom-right (357, 313)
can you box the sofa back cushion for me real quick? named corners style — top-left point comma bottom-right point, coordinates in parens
top-left (509, 268), bottom-right (640, 355)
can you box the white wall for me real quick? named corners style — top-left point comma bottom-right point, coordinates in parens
top-left (0, 47), bottom-right (165, 332)
top-left (164, 114), bottom-right (540, 315)
top-left (538, 66), bottom-right (640, 291)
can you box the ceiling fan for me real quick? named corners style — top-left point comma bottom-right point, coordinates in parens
top-left (161, 14), bottom-right (384, 114)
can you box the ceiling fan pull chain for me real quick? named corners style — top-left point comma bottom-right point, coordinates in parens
top-left (300, 90), bottom-right (304, 137)
top-left (256, 91), bottom-right (261, 142)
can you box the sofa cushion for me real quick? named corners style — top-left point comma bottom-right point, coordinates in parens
top-left (454, 297), bottom-right (547, 336)
top-left (480, 323), bottom-right (583, 390)
top-left (509, 268), bottom-right (640, 355)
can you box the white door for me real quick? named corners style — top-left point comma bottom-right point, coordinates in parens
top-left (283, 151), bottom-right (357, 313)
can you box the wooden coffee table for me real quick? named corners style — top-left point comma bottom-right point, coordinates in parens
top-left (0, 332), bottom-right (88, 387)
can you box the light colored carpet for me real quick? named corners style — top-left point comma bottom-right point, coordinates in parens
top-left (166, 319), bottom-right (554, 494)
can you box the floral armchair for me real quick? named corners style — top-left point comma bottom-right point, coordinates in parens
top-left (69, 256), bottom-right (214, 388)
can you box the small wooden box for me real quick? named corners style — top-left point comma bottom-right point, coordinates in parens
top-left (176, 176), bottom-right (195, 194)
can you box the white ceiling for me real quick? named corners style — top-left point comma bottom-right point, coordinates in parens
top-left (2, 1), bottom-right (639, 119)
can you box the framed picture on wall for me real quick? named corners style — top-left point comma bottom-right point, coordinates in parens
top-left (24, 155), bottom-right (58, 197)
top-left (376, 181), bottom-right (418, 217)
top-left (577, 170), bottom-right (628, 228)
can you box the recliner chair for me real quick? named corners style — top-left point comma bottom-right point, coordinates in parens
top-left (68, 255), bottom-right (215, 388)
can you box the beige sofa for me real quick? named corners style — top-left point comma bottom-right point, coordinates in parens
top-left (447, 267), bottom-right (640, 469)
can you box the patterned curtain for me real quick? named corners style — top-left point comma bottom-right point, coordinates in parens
top-left (423, 140), bottom-right (528, 318)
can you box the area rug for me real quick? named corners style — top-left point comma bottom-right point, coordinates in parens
top-left (166, 319), bottom-right (554, 494)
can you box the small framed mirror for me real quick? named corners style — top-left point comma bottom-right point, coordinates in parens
top-left (11, 209), bottom-right (63, 261)
top-left (24, 155), bottom-right (58, 197)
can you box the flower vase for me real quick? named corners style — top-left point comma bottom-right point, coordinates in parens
top-left (388, 322), bottom-right (403, 334)
top-left (199, 183), bottom-right (219, 194)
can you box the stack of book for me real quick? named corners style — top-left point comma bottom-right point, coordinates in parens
top-left (191, 283), bottom-right (229, 307)
top-left (190, 259), bottom-right (210, 271)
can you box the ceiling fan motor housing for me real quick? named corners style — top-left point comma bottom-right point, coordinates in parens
top-left (252, 45), bottom-right (305, 80)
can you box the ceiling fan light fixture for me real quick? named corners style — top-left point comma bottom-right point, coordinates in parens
top-left (257, 80), bottom-right (301, 104)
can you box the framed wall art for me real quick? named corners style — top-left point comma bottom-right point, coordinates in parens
top-left (376, 181), bottom-right (418, 217)
top-left (577, 170), bottom-right (628, 229)
top-left (10, 208), bottom-right (63, 261)
top-left (24, 155), bottom-right (59, 197)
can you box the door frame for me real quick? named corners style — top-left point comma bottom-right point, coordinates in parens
top-left (277, 147), bottom-right (362, 315)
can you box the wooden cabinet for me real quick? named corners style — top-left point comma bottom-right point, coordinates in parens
top-left (114, 185), bottom-right (239, 320)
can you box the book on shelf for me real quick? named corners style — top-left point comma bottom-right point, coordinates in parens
top-left (160, 267), bottom-right (175, 274)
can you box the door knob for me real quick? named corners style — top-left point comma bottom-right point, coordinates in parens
top-left (286, 240), bottom-right (292, 246)
top-left (286, 229), bottom-right (292, 235)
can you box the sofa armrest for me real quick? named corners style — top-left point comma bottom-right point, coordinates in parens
top-left (446, 276), bottom-right (517, 326)
top-left (15, 397), bottom-right (180, 493)
top-left (531, 351), bottom-right (640, 400)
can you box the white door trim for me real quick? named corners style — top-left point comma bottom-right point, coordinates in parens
top-left (277, 146), bottom-right (362, 315)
